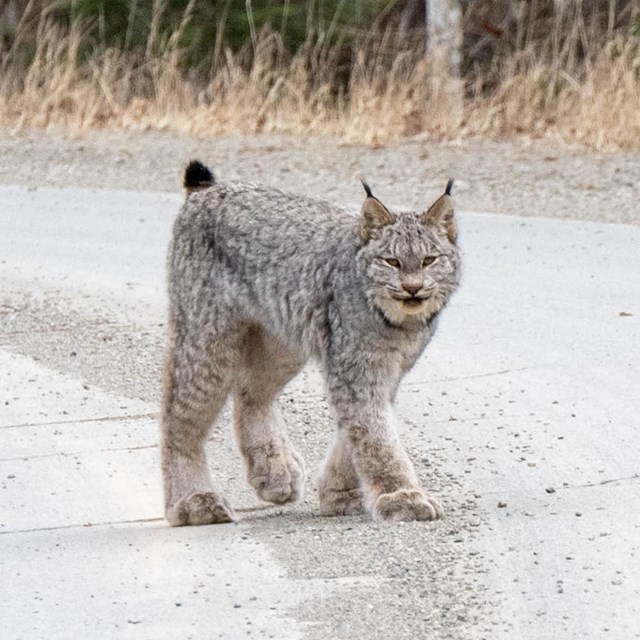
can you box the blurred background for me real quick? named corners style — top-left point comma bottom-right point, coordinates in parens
top-left (1, 0), bottom-right (639, 148)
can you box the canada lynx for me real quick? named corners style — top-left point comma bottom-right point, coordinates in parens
top-left (161, 160), bottom-right (460, 525)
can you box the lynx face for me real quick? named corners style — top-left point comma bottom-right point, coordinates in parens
top-left (358, 188), bottom-right (460, 326)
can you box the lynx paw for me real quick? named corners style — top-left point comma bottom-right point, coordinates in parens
top-left (247, 445), bottom-right (305, 505)
top-left (167, 491), bottom-right (236, 526)
top-left (319, 487), bottom-right (364, 516)
top-left (372, 489), bottom-right (444, 522)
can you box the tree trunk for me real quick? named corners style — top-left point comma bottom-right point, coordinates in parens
top-left (425, 0), bottom-right (463, 76)
top-left (425, 0), bottom-right (463, 123)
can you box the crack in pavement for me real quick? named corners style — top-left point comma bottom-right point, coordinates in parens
top-left (0, 443), bottom-right (158, 463)
top-left (481, 473), bottom-right (640, 496)
top-left (0, 412), bottom-right (158, 430)
top-left (0, 516), bottom-right (165, 536)
top-left (403, 364), bottom-right (554, 387)
top-left (567, 473), bottom-right (640, 489)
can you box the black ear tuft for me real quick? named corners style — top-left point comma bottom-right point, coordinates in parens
top-left (359, 177), bottom-right (374, 199)
top-left (445, 178), bottom-right (454, 196)
top-left (184, 160), bottom-right (214, 191)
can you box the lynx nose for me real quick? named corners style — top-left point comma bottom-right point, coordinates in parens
top-left (402, 282), bottom-right (422, 296)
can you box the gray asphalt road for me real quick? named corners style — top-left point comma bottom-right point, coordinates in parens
top-left (1, 185), bottom-right (639, 639)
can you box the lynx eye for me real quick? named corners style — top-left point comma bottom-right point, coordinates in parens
top-left (422, 256), bottom-right (438, 267)
top-left (383, 258), bottom-right (401, 268)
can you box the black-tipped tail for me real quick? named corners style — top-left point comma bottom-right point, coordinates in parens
top-left (184, 160), bottom-right (214, 192)
top-left (445, 178), bottom-right (454, 196)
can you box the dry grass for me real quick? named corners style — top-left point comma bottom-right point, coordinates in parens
top-left (463, 34), bottom-right (640, 150)
top-left (1, 9), bottom-right (640, 150)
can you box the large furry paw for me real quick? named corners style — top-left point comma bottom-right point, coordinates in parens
top-left (318, 487), bottom-right (364, 516)
top-left (372, 489), bottom-right (444, 522)
top-left (167, 491), bottom-right (236, 526)
top-left (246, 444), bottom-right (305, 505)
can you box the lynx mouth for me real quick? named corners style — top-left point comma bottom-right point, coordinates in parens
top-left (393, 296), bottom-right (432, 316)
top-left (400, 298), bottom-right (426, 309)
top-left (392, 294), bottom-right (431, 304)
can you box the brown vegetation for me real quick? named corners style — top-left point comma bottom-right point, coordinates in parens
top-left (1, 1), bottom-right (639, 150)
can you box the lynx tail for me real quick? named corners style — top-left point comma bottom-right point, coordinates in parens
top-left (184, 160), bottom-right (215, 193)
top-left (445, 178), bottom-right (454, 196)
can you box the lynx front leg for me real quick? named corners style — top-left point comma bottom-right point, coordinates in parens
top-left (161, 333), bottom-right (235, 526)
top-left (330, 394), bottom-right (443, 522)
top-left (233, 329), bottom-right (305, 505)
top-left (350, 420), bottom-right (443, 522)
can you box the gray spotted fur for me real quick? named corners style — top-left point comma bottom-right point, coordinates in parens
top-left (161, 164), bottom-right (461, 525)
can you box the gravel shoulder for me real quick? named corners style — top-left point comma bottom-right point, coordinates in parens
top-left (1, 128), bottom-right (638, 225)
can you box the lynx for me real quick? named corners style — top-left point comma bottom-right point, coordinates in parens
top-left (161, 160), bottom-right (460, 526)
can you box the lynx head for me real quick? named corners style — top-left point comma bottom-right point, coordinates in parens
top-left (357, 180), bottom-right (460, 326)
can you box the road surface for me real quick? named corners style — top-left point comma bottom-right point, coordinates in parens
top-left (1, 185), bottom-right (639, 639)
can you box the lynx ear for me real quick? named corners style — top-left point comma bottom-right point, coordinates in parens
top-left (360, 180), bottom-right (394, 243)
top-left (422, 179), bottom-right (456, 243)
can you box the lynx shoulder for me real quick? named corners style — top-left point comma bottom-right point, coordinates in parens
top-left (161, 160), bottom-right (461, 526)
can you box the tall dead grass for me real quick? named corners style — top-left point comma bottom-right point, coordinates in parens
top-left (1, 7), bottom-right (639, 150)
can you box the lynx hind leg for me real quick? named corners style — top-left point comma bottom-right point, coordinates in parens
top-left (161, 328), bottom-right (237, 527)
top-left (318, 433), bottom-right (364, 516)
top-left (233, 327), bottom-right (306, 505)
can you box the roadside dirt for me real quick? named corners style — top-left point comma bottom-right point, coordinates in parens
top-left (1, 128), bottom-right (638, 225)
